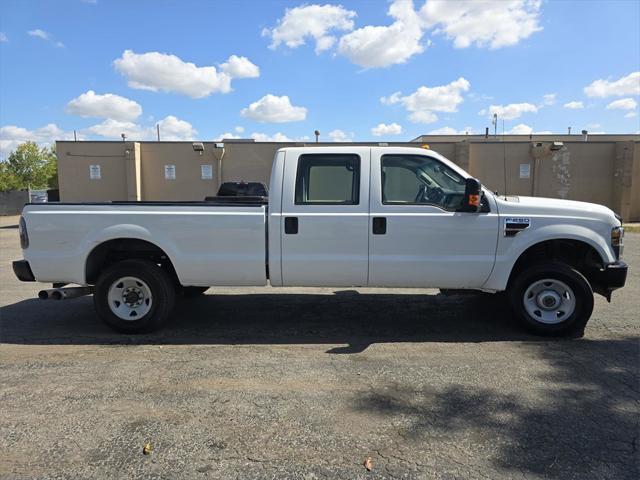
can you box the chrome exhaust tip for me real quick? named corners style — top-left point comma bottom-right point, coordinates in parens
top-left (36, 286), bottom-right (93, 300)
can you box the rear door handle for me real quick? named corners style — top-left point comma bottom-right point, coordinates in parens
top-left (284, 217), bottom-right (298, 234)
top-left (372, 217), bottom-right (386, 235)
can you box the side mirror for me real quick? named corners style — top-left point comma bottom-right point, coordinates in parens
top-left (459, 177), bottom-right (482, 212)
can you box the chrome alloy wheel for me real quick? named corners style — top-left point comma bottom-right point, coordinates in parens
top-left (107, 276), bottom-right (152, 320)
top-left (523, 278), bottom-right (576, 324)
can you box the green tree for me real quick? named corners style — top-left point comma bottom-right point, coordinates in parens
top-left (0, 163), bottom-right (22, 191)
top-left (0, 142), bottom-right (58, 191)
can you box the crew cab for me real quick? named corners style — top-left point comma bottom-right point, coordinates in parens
top-left (13, 146), bottom-right (627, 336)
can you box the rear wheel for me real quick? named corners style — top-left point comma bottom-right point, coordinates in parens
top-left (509, 262), bottom-right (593, 336)
top-left (94, 259), bottom-right (176, 334)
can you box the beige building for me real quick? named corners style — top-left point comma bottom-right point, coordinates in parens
top-left (57, 134), bottom-right (640, 221)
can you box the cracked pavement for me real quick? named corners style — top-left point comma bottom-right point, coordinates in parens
top-left (1, 216), bottom-right (638, 479)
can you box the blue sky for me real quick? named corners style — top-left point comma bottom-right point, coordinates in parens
top-left (0, 0), bottom-right (639, 157)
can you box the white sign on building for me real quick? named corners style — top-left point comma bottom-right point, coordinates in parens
top-left (201, 164), bottom-right (213, 180)
top-left (89, 165), bottom-right (101, 180)
top-left (164, 165), bottom-right (176, 180)
top-left (519, 163), bottom-right (531, 179)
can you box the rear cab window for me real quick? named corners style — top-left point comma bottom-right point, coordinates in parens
top-left (295, 154), bottom-right (360, 205)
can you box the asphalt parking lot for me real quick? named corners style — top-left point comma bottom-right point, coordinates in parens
top-left (1, 216), bottom-right (638, 480)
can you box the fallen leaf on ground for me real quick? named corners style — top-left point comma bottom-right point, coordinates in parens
top-left (363, 456), bottom-right (373, 471)
top-left (143, 442), bottom-right (153, 455)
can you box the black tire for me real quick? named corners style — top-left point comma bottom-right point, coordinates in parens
top-left (509, 261), bottom-right (593, 337)
top-left (94, 259), bottom-right (176, 334)
top-left (182, 286), bottom-right (209, 297)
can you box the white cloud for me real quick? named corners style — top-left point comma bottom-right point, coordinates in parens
top-left (87, 116), bottom-right (197, 141)
top-left (0, 32), bottom-right (8, 43)
top-left (220, 55), bottom-right (260, 79)
top-left (263, 4), bottom-right (356, 54)
top-left (371, 123), bottom-right (403, 136)
top-left (420, 0), bottom-right (542, 49)
top-left (427, 126), bottom-right (473, 135)
top-left (251, 132), bottom-right (296, 142)
top-left (27, 29), bottom-right (64, 47)
top-left (563, 101), bottom-right (584, 109)
top-left (606, 98), bottom-right (637, 110)
top-left (479, 102), bottom-right (538, 120)
top-left (504, 124), bottom-right (551, 135)
top-left (266, 0), bottom-right (541, 68)
top-left (507, 123), bottom-right (533, 135)
top-left (584, 71), bottom-right (640, 98)
top-left (214, 132), bottom-right (242, 141)
top-left (381, 77), bottom-right (470, 123)
top-left (27, 29), bottom-right (49, 40)
top-left (156, 115), bottom-right (198, 140)
top-left (0, 123), bottom-right (75, 158)
top-left (65, 90), bottom-right (142, 122)
top-left (216, 127), bottom-right (310, 142)
top-left (327, 129), bottom-right (354, 142)
top-left (86, 119), bottom-right (143, 139)
top-left (625, 112), bottom-right (637, 118)
top-left (240, 94), bottom-right (307, 123)
top-left (338, 0), bottom-right (425, 68)
top-left (542, 93), bottom-right (556, 106)
top-left (113, 50), bottom-right (259, 98)
top-left (380, 92), bottom-right (403, 106)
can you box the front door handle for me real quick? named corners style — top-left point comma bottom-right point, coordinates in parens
top-left (285, 217), bottom-right (298, 234)
top-left (372, 217), bottom-right (386, 235)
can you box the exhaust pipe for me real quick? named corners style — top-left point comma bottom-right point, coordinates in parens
top-left (38, 286), bottom-right (93, 300)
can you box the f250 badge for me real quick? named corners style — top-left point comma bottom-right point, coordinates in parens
top-left (504, 217), bottom-right (531, 237)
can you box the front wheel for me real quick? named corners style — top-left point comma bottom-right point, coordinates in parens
top-left (94, 259), bottom-right (176, 334)
top-left (509, 262), bottom-right (594, 337)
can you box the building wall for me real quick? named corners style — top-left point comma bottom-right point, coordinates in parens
top-left (468, 143), bottom-right (533, 196)
top-left (632, 142), bottom-right (640, 221)
top-left (57, 137), bottom-right (640, 220)
top-left (138, 143), bottom-right (223, 201)
top-left (57, 142), bottom-right (132, 202)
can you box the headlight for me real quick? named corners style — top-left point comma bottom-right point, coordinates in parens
top-left (611, 226), bottom-right (624, 259)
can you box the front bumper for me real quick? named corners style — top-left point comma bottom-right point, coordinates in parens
top-left (590, 261), bottom-right (628, 300)
top-left (13, 260), bottom-right (35, 282)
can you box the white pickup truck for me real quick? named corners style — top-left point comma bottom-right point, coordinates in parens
top-left (13, 146), bottom-right (627, 336)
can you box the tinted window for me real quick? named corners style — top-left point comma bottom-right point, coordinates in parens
top-left (295, 154), bottom-right (360, 204)
top-left (381, 154), bottom-right (466, 210)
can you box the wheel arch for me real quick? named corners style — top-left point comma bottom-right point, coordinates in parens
top-left (85, 237), bottom-right (180, 286)
top-left (506, 238), bottom-right (606, 290)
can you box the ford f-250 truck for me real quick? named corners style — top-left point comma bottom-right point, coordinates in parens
top-left (13, 146), bottom-right (627, 336)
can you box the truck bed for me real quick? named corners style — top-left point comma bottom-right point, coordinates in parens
top-left (21, 202), bottom-right (268, 287)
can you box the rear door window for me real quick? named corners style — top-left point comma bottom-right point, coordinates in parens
top-left (295, 154), bottom-right (360, 205)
